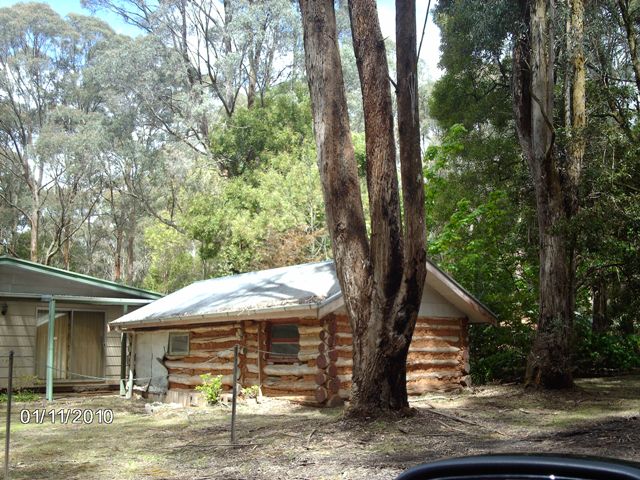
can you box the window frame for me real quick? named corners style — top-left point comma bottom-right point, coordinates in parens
top-left (267, 323), bottom-right (300, 363)
top-left (168, 332), bottom-right (190, 357)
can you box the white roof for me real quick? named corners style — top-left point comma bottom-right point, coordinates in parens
top-left (111, 259), bottom-right (496, 329)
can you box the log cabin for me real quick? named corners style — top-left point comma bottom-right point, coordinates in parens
top-left (110, 260), bottom-right (497, 406)
top-left (0, 256), bottom-right (161, 398)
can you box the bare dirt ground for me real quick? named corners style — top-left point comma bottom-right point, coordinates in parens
top-left (1, 375), bottom-right (639, 479)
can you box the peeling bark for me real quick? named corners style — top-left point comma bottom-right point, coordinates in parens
top-left (513, 0), bottom-right (574, 389)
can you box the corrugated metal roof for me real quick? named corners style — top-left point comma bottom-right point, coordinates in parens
top-left (111, 259), bottom-right (498, 328)
top-left (0, 255), bottom-right (162, 299)
top-left (111, 260), bottom-right (340, 327)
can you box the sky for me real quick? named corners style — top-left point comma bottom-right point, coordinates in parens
top-left (0, 0), bottom-right (442, 79)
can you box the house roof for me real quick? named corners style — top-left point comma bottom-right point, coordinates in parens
top-left (111, 259), bottom-right (497, 329)
top-left (0, 256), bottom-right (161, 300)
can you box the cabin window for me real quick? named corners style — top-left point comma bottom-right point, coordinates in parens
top-left (268, 323), bottom-right (299, 360)
top-left (168, 332), bottom-right (190, 356)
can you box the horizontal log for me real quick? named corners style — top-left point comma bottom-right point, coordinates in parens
top-left (409, 346), bottom-right (460, 353)
top-left (299, 337), bottom-right (320, 348)
top-left (407, 371), bottom-right (461, 382)
top-left (189, 324), bottom-right (240, 334)
top-left (298, 326), bottom-right (323, 335)
top-left (191, 340), bottom-right (238, 351)
top-left (191, 329), bottom-right (237, 340)
top-left (411, 339), bottom-right (460, 350)
top-left (263, 364), bottom-right (317, 376)
top-left (261, 387), bottom-right (317, 399)
top-left (334, 323), bottom-right (352, 334)
top-left (165, 360), bottom-right (234, 370)
top-left (168, 382), bottom-right (192, 390)
top-left (262, 380), bottom-right (317, 391)
top-left (335, 336), bottom-right (352, 347)
top-left (191, 335), bottom-right (240, 345)
top-left (334, 366), bottom-right (352, 376)
top-left (335, 358), bottom-right (352, 368)
top-left (169, 350), bottom-right (235, 361)
top-left (406, 358), bottom-right (460, 367)
top-left (411, 335), bottom-right (459, 343)
top-left (168, 373), bottom-right (233, 386)
top-left (298, 351), bottom-right (317, 361)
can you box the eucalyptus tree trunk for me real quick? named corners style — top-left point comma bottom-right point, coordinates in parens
top-left (300, 0), bottom-right (426, 414)
top-left (617, 0), bottom-right (640, 93)
top-left (513, 0), bottom-right (575, 388)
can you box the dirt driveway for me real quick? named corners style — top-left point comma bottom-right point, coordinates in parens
top-left (2, 375), bottom-right (639, 479)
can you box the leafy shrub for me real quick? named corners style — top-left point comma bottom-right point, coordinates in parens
top-left (195, 374), bottom-right (224, 405)
top-left (573, 317), bottom-right (640, 375)
top-left (469, 322), bottom-right (534, 384)
top-left (241, 385), bottom-right (260, 399)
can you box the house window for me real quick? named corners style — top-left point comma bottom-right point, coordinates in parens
top-left (268, 323), bottom-right (299, 360)
top-left (168, 332), bottom-right (190, 356)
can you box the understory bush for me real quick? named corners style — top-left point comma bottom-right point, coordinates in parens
top-left (573, 317), bottom-right (640, 376)
top-left (469, 322), bottom-right (534, 384)
top-left (195, 374), bottom-right (224, 405)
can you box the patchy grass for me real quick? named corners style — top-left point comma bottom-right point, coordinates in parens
top-left (1, 375), bottom-right (639, 479)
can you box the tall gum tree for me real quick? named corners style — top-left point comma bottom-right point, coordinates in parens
top-left (299, 0), bottom-right (426, 414)
top-left (513, 0), bottom-right (585, 388)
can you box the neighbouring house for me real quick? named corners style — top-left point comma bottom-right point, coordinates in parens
top-left (111, 260), bottom-right (496, 406)
top-left (0, 256), bottom-right (161, 395)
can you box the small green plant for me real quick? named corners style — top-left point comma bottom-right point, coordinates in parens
top-left (0, 374), bottom-right (40, 403)
top-left (241, 385), bottom-right (260, 399)
top-left (0, 390), bottom-right (40, 403)
top-left (195, 373), bottom-right (223, 405)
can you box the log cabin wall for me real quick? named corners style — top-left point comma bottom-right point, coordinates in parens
top-left (159, 314), bottom-right (470, 405)
top-left (406, 317), bottom-right (470, 394)
top-left (164, 322), bottom-right (240, 390)
top-left (319, 314), bottom-right (470, 402)
top-left (258, 318), bottom-right (321, 403)
top-left (163, 318), bottom-right (327, 404)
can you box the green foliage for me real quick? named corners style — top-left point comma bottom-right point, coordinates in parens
top-left (210, 85), bottom-right (313, 176)
top-left (0, 375), bottom-right (41, 403)
top-left (195, 374), bottom-right (224, 405)
top-left (425, 125), bottom-right (538, 385)
top-left (0, 390), bottom-right (39, 403)
top-left (142, 222), bottom-right (203, 294)
top-left (470, 322), bottom-right (534, 384)
top-left (241, 385), bottom-right (260, 399)
top-left (184, 85), bottom-right (329, 276)
top-left (573, 317), bottom-right (640, 376)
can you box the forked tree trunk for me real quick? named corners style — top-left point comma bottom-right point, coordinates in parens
top-left (513, 0), bottom-right (578, 388)
top-left (300, 0), bottom-right (426, 414)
